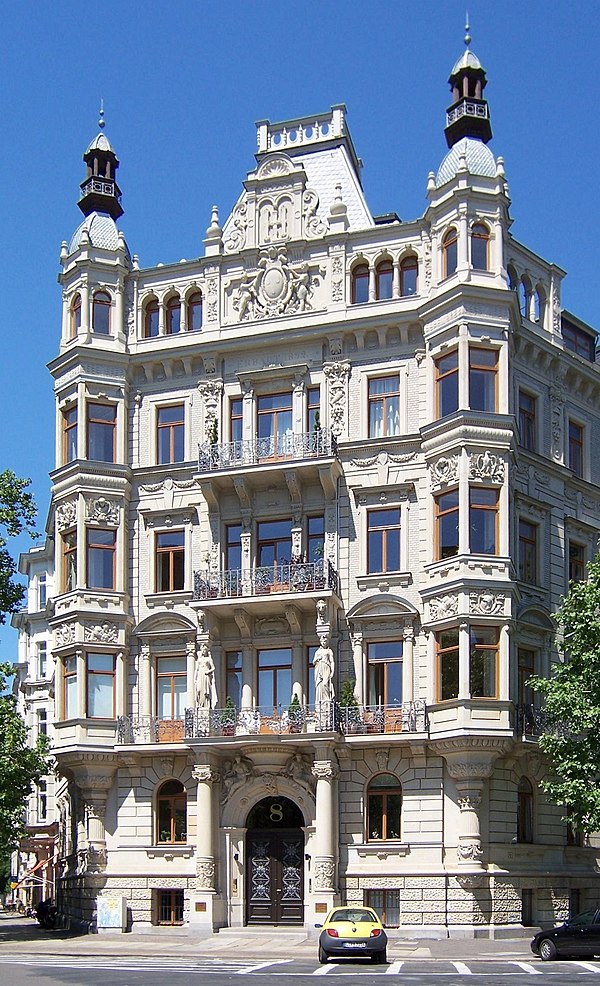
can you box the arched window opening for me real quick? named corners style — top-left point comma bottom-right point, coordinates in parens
top-left (471, 223), bottom-right (490, 271)
top-left (157, 779), bottom-right (186, 844)
top-left (187, 291), bottom-right (203, 332)
top-left (367, 773), bottom-right (402, 841)
top-left (400, 255), bottom-right (418, 297)
top-left (71, 294), bottom-right (82, 337)
top-left (507, 265), bottom-right (518, 292)
top-left (443, 228), bottom-right (458, 278)
top-left (92, 291), bottom-right (111, 335)
top-left (375, 259), bottom-right (393, 301)
top-left (144, 298), bottom-right (159, 338)
top-left (517, 777), bottom-right (533, 843)
top-left (351, 263), bottom-right (369, 304)
top-left (166, 296), bottom-right (181, 335)
top-left (534, 288), bottom-right (545, 325)
top-left (519, 279), bottom-right (530, 319)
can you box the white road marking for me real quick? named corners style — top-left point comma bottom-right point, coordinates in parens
top-left (313, 962), bottom-right (339, 975)
top-left (575, 961), bottom-right (600, 973)
top-left (237, 960), bottom-right (290, 973)
top-left (511, 961), bottom-right (542, 974)
top-left (385, 960), bottom-right (404, 974)
top-left (451, 961), bottom-right (472, 975)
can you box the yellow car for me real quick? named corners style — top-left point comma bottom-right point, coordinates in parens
top-left (316, 906), bottom-right (388, 964)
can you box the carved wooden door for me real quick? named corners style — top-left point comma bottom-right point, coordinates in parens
top-left (246, 830), bottom-right (304, 925)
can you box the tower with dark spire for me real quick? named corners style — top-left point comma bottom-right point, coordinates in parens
top-left (444, 19), bottom-right (493, 149)
top-left (78, 103), bottom-right (123, 220)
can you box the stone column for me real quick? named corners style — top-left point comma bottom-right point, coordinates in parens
top-left (458, 621), bottom-right (470, 701)
top-left (139, 641), bottom-right (151, 718)
top-left (311, 758), bottom-right (338, 898)
top-left (190, 764), bottom-right (219, 931)
top-left (349, 631), bottom-right (364, 706)
top-left (402, 626), bottom-right (414, 703)
top-left (186, 639), bottom-right (197, 709)
top-left (70, 759), bottom-right (118, 872)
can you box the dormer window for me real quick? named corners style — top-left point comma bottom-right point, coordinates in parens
top-left (471, 223), bottom-right (490, 271)
top-left (92, 291), bottom-right (111, 335)
top-left (375, 260), bottom-right (393, 300)
top-left (166, 297), bottom-right (181, 335)
top-left (187, 292), bottom-right (203, 331)
top-left (351, 263), bottom-right (369, 304)
top-left (443, 228), bottom-right (458, 278)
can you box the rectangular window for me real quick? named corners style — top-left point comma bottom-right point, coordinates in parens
top-left (226, 651), bottom-right (242, 708)
top-left (257, 392), bottom-right (293, 456)
top-left (62, 530), bottom-right (77, 593)
top-left (87, 403), bottom-right (116, 462)
top-left (37, 642), bottom-right (47, 680)
top-left (518, 391), bottom-right (536, 451)
top-left (307, 515), bottom-right (325, 563)
top-left (368, 375), bottom-right (400, 438)
top-left (37, 780), bottom-right (48, 822)
top-left (226, 524), bottom-right (242, 571)
top-left (86, 528), bottom-right (116, 590)
top-left (437, 630), bottom-right (459, 701)
top-left (517, 648), bottom-right (535, 707)
top-left (569, 541), bottom-right (585, 583)
top-left (308, 386), bottom-right (320, 432)
top-left (156, 530), bottom-right (185, 592)
top-left (230, 397), bottom-right (243, 443)
top-left (568, 420), bottom-right (584, 477)
top-left (37, 708), bottom-right (48, 738)
top-left (562, 320), bottom-right (595, 361)
top-left (258, 647), bottom-right (292, 710)
top-left (86, 653), bottom-right (115, 718)
top-left (63, 406), bottom-right (78, 463)
top-left (469, 348), bottom-right (498, 412)
top-left (469, 627), bottom-right (498, 698)
top-left (470, 487), bottom-right (498, 555)
top-left (368, 508), bottom-right (401, 573)
top-left (38, 575), bottom-right (47, 608)
top-left (257, 519), bottom-right (292, 572)
top-left (518, 519), bottom-right (537, 583)
top-left (366, 890), bottom-right (400, 928)
top-left (157, 404), bottom-right (184, 464)
top-left (64, 655), bottom-right (77, 719)
top-left (157, 889), bottom-right (184, 926)
top-left (367, 641), bottom-right (403, 706)
top-left (435, 490), bottom-right (459, 560)
top-left (156, 656), bottom-right (187, 718)
top-left (435, 351), bottom-right (458, 418)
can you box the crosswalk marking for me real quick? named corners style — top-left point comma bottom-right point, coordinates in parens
top-left (385, 960), bottom-right (404, 974)
top-left (511, 962), bottom-right (542, 974)
top-left (452, 961), bottom-right (472, 975)
top-left (575, 961), bottom-right (600, 973)
top-left (237, 960), bottom-right (290, 974)
top-left (313, 963), bottom-right (339, 975)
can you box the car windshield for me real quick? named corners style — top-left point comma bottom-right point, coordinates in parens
top-left (567, 909), bottom-right (597, 927)
top-left (330, 909), bottom-right (376, 923)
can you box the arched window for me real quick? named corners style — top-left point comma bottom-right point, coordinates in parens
top-left (187, 291), bottom-right (203, 332)
top-left (534, 287), bottom-right (545, 325)
top-left (519, 279), bottom-right (530, 319)
top-left (400, 255), bottom-right (418, 296)
top-left (71, 294), bottom-right (82, 337)
top-left (517, 777), bottom-right (533, 843)
top-left (92, 291), bottom-right (111, 335)
top-left (144, 298), bottom-right (159, 338)
top-left (443, 228), bottom-right (458, 278)
top-left (375, 259), bottom-right (393, 301)
top-left (471, 223), bottom-right (490, 271)
top-left (367, 773), bottom-right (402, 841)
top-left (157, 779), bottom-right (186, 844)
top-left (166, 296), bottom-right (181, 335)
top-left (351, 263), bottom-right (369, 304)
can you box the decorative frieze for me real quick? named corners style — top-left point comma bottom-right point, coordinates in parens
top-left (233, 247), bottom-right (316, 320)
top-left (469, 591), bottom-right (504, 616)
top-left (56, 499), bottom-right (77, 531)
top-left (323, 361), bottom-right (351, 438)
top-left (429, 454), bottom-right (459, 489)
top-left (469, 450), bottom-right (505, 484)
top-left (84, 621), bottom-right (118, 643)
top-left (85, 496), bottom-right (119, 526)
top-left (429, 594), bottom-right (459, 621)
top-left (55, 622), bottom-right (76, 647)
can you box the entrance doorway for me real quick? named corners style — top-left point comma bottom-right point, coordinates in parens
top-left (246, 797), bottom-right (304, 925)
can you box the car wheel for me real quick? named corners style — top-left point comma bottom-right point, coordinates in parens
top-left (378, 951), bottom-right (387, 964)
top-left (539, 938), bottom-right (557, 961)
top-left (318, 945), bottom-right (328, 965)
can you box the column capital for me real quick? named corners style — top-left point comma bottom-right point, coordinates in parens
top-left (192, 765), bottom-right (220, 784)
top-left (312, 760), bottom-right (338, 781)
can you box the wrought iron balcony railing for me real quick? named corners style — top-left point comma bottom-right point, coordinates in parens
top-left (198, 428), bottom-right (337, 472)
top-left (193, 558), bottom-right (339, 600)
top-left (515, 704), bottom-right (547, 738)
top-left (116, 700), bottom-right (429, 744)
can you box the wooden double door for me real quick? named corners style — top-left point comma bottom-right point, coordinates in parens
top-left (246, 828), bottom-right (304, 925)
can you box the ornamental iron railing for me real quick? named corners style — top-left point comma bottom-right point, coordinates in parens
top-left (193, 558), bottom-right (339, 600)
top-left (337, 700), bottom-right (428, 735)
top-left (198, 428), bottom-right (337, 472)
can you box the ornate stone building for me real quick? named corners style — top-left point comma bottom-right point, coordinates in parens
top-left (15, 38), bottom-right (600, 934)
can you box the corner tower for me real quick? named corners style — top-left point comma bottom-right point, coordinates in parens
top-left (444, 21), bottom-right (492, 148)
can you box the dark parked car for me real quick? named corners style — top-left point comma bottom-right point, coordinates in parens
top-left (531, 908), bottom-right (600, 960)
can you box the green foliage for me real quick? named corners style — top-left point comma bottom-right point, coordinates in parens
top-left (339, 678), bottom-right (358, 707)
top-left (0, 470), bottom-right (36, 625)
top-left (0, 663), bottom-right (50, 871)
top-left (530, 553), bottom-right (600, 833)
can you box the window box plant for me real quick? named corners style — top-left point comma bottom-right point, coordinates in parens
top-left (220, 696), bottom-right (237, 735)
top-left (339, 678), bottom-right (363, 734)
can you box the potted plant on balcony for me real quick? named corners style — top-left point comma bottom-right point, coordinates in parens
top-left (287, 694), bottom-right (305, 733)
top-left (339, 678), bottom-right (362, 734)
top-left (220, 696), bottom-right (236, 736)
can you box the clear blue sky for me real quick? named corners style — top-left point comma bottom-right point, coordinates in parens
top-left (1, 0), bottom-right (599, 657)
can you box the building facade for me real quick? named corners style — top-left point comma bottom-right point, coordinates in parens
top-left (15, 41), bottom-right (600, 934)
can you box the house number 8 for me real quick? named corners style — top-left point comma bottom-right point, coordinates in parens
top-left (269, 803), bottom-right (283, 822)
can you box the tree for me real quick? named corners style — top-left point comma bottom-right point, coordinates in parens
top-left (0, 469), bottom-right (36, 623)
top-left (530, 553), bottom-right (600, 834)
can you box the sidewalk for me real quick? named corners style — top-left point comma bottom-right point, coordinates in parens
top-left (0, 912), bottom-right (535, 962)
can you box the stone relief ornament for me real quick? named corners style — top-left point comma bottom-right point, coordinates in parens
top-left (469, 451), bottom-right (505, 484)
top-left (429, 455), bottom-right (459, 488)
top-left (55, 622), bottom-right (76, 647)
top-left (85, 496), bottom-right (119, 526)
top-left (56, 499), bottom-right (77, 531)
top-left (257, 156), bottom-right (293, 179)
top-left (224, 199), bottom-right (248, 253)
top-left (84, 621), bottom-right (118, 643)
top-left (331, 281), bottom-right (343, 302)
top-left (331, 256), bottom-right (343, 276)
top-left (457, 795), bottom-right (482, 812)
top-left (313, 858), bottom-right (335, 890)
top-left (233, 246), bottom-right (315, 321)
top-left (198, 380), bottom-right (223, 441)
top-left (429, 594), bottom-right (459, 621)
top-left (324, 361), bottom-right (351, 438)
top-left (457, 842), bottom-right (483, 861)
top-left (303, 188), bottom-right (329, 238)
top-left (196, 858), bottom-right (216, 889)
top-left (469, 591), bottom-right (504, 616)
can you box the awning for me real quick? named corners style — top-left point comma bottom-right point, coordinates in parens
top-left (13, 855), bottom-right (52, 889)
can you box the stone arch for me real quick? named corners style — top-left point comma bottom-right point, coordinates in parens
top-left (220, 767), bottom-right (316, 829)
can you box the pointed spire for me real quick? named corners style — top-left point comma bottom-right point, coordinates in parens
top-left (78, 103), bottom-right (123, 220)
top-left (444, 17), bottom-right (492, 148)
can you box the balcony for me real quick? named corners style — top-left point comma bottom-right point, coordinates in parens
top-left (192, 558), bottom-right (340, 602)
top-left (515, 704), bottom-right (550, 739)
top-left (198, 429), bottom-right (337, 473)
top-left (116, 700), bottom-right (429, 744)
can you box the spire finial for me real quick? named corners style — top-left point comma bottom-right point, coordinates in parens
top-left (98, 99), bottom-right (105, 131)
top-left (464, 12), bottom-right (471, 48)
